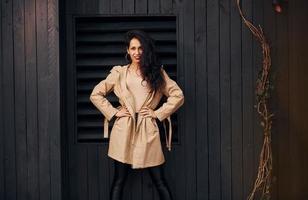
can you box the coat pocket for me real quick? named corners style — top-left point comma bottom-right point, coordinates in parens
top-left (147, 118), bottom-right (159, 135)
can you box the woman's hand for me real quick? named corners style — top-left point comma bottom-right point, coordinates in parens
top-left (139, 107), bottom-right (157, 118)
top-left (115, 106), bottom-right (131, 117)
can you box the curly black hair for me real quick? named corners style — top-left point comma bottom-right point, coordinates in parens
top-left (124, 30), bottom-right (165, 92)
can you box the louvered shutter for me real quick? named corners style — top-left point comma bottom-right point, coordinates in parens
top-left (75, 16), bottom-right (178, 143)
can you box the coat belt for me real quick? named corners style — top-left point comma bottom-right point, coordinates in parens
top-left (103, 115), bottom-right (173, 151)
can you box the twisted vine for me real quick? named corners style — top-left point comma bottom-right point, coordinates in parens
top-left (236, 1), bottom-right (274, 199)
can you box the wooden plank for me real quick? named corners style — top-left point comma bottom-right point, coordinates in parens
top-left (98, 146), bottom-right (110, 199)
top-left (207, 0), bottom-right (221, 199)
top-left (276, 6), bottom-right (290, 200)
top-left (241, 0), bottom-right (254, 198)
top-left (70, 147), bottom-right (89, 200)
top-left (288, 0), bottom-right (300, 197)
top-left (111, 0), bottom-right (122, 14)
top-left (47, 0), bottom-right (62, 199)
top-left (296, 1), bottom-right (308, 197)
top-left (288, 0), bottom-right (308, 198)
top-left (171, 0), bottom-right (181, 14)
top-left (172, 1), bottom-right (186, 200)
top-left (148, 0), bottom-right (159, 14)
top-left (88, 147), bottom-right (99, 200)
top-left (302, 1), bottom-right (308, 193)
top-left (0, 0), bottom-right (4, 198)
top-left (76, 0), bottom-right (85, 14)
top-left (59, 2), bottom-right (69, 199)
top-left (219, 0), bottom-right (232, 199)
top-left (76, 0), bottom-right (98, 14)
top-left (13, 0), bottom-right (28, 199)
top-left (65, 14), bottom-right (76, 200)
top-left (195, 0), bottom-right (208, 199)
top-left (230, 0), bottom-right (243, 199)
top-left (135, 0), bottom-right (147, 14)
top-left (123, 0), bottom-right (134, 14)
top-left (65, 0), bottom-right (77, 14)
top-left (298, 1), bottom-right (308, 196)
top-left (25, 0), bottom-right (39, 198)
top-left (2, 0), bottom-right (17, 198)
top-left (183, 0), bottom-right (196, 199)
top-left (93, 0), bottom-right (101, 14)
top-left (160, 0), bottom-right (172, 14)
top-left (99, 0), bottom-right (110, 14)
top-left (36, 0), bottom-right (52, 199)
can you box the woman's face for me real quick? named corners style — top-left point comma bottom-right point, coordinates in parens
top-left (127, 37), bottom-right (143, 64)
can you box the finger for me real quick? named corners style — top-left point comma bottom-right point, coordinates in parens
top-left (119, 113), bottom-right (129, 117)
top-left (140, 107), bottom-right (149, 112)
top-left (140, 111), bottom-right (150, 116)
top-left (143, 113), bottom-right (151, 117)
top-left (139, 113), bottom-right (147, 117)
top-left (139, 110), bottom-right (147, 115)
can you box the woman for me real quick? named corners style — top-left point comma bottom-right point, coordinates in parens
top-left (90, 30), bottom-right (184, 200)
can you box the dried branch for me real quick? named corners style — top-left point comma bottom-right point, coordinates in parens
top-left (236, 1), bottom-right (274, 200)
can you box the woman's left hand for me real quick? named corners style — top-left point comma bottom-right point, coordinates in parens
top-left (139, 107), bottom-right (157, 118)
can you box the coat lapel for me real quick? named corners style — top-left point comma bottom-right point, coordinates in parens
top-left (119, 65), bottom-right (136, 119)
top-left (119, 64), bottom-right (155, 122)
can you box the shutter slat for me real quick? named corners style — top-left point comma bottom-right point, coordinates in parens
top-left (77, 20), bottom-right (176, 32)
top-left (76, 57), bottom-right (177, 67)
top-left (76, 32), bottom-right (176, 43)
top-left (76, 45), bottom-right (177, 55)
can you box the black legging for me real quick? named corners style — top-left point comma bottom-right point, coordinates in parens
top-left (110, 160), bottom-right (173, 200)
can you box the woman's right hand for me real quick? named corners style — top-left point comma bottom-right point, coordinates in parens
top-left (115, 106), bottom-right (131, 117)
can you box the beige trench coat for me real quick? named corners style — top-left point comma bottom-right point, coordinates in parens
top-left (90, 64), bottom-right (184, 168)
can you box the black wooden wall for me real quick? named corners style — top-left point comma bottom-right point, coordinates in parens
top-left (1, 0), bottom-right (308, 199)
top-left (0, 0), bottom-right (62, 199)
top-left (60, 0), bottom-right (303, 199)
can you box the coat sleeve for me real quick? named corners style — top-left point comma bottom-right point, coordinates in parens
top-left (89, 66), bottom-right (121, 121)
top-left (154, 69), bottom-right (184, 121)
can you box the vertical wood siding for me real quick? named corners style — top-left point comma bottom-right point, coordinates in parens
top-left (0, 0), bottom-right (61, 199)
top-left (1, 0), bottom-right (308, 199)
